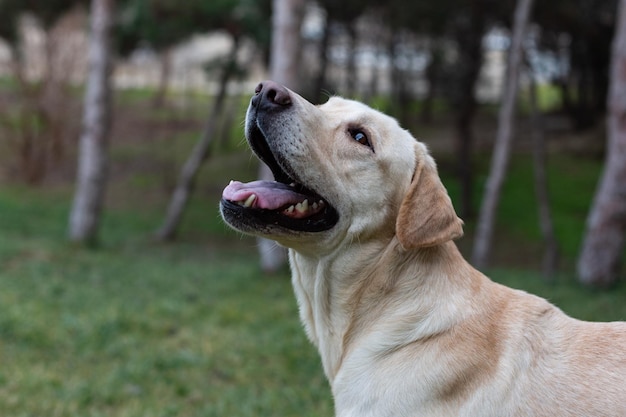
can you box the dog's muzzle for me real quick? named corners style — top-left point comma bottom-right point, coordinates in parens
top-left (220, 81), bottom-right (339, 235)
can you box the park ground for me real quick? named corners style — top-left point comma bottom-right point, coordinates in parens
top-left (1, 88), bottom-right (625, 416)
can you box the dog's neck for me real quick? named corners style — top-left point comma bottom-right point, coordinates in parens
top-left (289, 238), bottom-right (481, 382)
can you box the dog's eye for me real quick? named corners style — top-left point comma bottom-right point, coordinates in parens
top-left (349, 129), bottom-right (372, 149)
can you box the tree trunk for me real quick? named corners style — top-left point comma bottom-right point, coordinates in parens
top-left (388, 30), bottom-right (408, 120)
top-left (345, 22), bottom-right (357, 97)
top-left (268, 0), bottom-right (305, 89)
top-left (472, 0), bottom-right (534, 269)
top-left (312, 15), bottom-right (331, 104)
top-left (152, 48), bottom-right (172, 108)
top-left (363, 43), bottom-right (381, 105)
top-left (452, 8), bottom-right (485, 220)
top-left (577, 0), bottom-right (626, 287)
top-left (257, 0), bottom-right (305, 273)
top-left (156, 36), bottom-right (241, 241)
top-left (68, 0), bottom-right (114, 245)
top-left (456, 108), bottom-right (476, 220)
top-left (527, 58), bottom-right (559, 279)
top-left (421, 42), bottom-right (442, 125)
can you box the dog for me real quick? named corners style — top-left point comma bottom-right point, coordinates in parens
top-left (220, 81), bottom-right (626, 417)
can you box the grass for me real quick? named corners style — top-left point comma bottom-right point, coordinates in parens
top-left (0, 251), bottom-right (330, 417)
top-left (0, 186), bottom-right (332, 417)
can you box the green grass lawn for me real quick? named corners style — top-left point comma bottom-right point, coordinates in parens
top-left (0, 186), bottom-right (332, 417)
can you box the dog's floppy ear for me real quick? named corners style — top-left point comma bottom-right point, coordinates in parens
top-left (396, 151), bottom-right (463, 250)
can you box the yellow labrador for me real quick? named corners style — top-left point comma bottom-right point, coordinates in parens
top-left (220, 81), bottom-right (626, 417)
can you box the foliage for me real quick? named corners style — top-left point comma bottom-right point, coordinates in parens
top-left (533, 0), bottom-right (618, 128)
top-left (116, 0), bottom-right (272, 55)
top-left (0, 0), bottom-right (87, 44)
top-left (0, 0), bottom-right (22, 43)
top-left (0, 5), bottom-right (85, 185)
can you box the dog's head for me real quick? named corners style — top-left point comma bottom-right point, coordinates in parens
top-left (221, 81), bottom-right (463, 253)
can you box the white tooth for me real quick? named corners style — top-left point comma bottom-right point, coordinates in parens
top-left (289, 182), bottom-right (296, 187)
top-left (312, 202), bottom-right (318, 210)
top-left (318, 200), bottom-right (325, 206)
top-left (243, 194), bottom-right (256, 208)
top-left (285, 205), bottom-right (295, 214)
top-left (296, 200), bottom-right (309, 213)
top-left (229, 180), bottom-right (234, 185)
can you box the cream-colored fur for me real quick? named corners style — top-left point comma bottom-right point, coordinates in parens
top-left (223, 84), bottom-right (626, 417)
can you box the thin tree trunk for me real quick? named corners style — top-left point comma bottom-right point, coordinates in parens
top-left (577, 0), bottom-right (626, 287)
top-left (68, 0), bottom-right (114, 245)
top-left (527, 59), bottom-right (559, 279)
top-left (388, 30), bottom-right (404, 117)
top-left (421, 42), bottom-right (442, 125)
top-left (456, 109), bottom-right (475, 220)
top-left (345, 22), bottom-right (357, 97)
top-left (257, 0), bottom-right (305, 273)
top-left (472, 0), bottom-right (534, 269)
top-left (156, 36), bottom-right (240, 241)
top-left (258, 162), bottom-right (289, 272)
top-left (452, 9), bottom-right (485, 220)
top-left (269, 0), bottom-right (305, 89)
top-left (217, 95), bottom-right (239, 149)
top-left (313, 15), bottom-right (331, 104)
top-left (152, 48), bottom-right (172, 108)
top-left (363, 43), bottom-right (381, 104)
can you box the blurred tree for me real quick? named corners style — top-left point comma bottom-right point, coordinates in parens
top-left (310, 5), bottom-right (332, 103)
top-left (313, 0), bottom-right (372, 101)
top-left (0, 0), bottom-right (90, 90)
top-left (256, 0), bottom-right (306, 273)
top-left (0, 0), bottom-right (88, 183)
top-left (155, 0), bottom-right (272, 241)
top-left (267, 0), bottom-right (305, 90)
top-left (379, 0), bottom-right (449, 125)
top-left (0, 1), bottom-right (23, 46)
top-left (526, 58), bottom-right (559, 279)
top-left (156, 34), bottom-right (244, 241)
top-left (472, 0), bottom-right (535, 269)
top-left (116, 0), bottom-right (245, 106)
top-left (448, 3), bottom-right (488, 220)
top-left (577, 0), bottom-right (626, 288)
top-left (534, 0), bottom-right (617, 130)
top-left (0, 0), bottom-right (88, 44)
top-left (383, 0), bottom-right (509, 219)
top-left (68, 0), bottom-right (115, 245)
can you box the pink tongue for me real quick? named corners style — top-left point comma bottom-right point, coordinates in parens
top-left (222, 180), bottom-right (310, 209)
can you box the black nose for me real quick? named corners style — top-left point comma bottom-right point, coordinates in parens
top-left (251, 80), bottom-right (292, 110)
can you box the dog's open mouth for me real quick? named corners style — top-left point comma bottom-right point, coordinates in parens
top-left (221, 124), bottom-right (338, 233)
